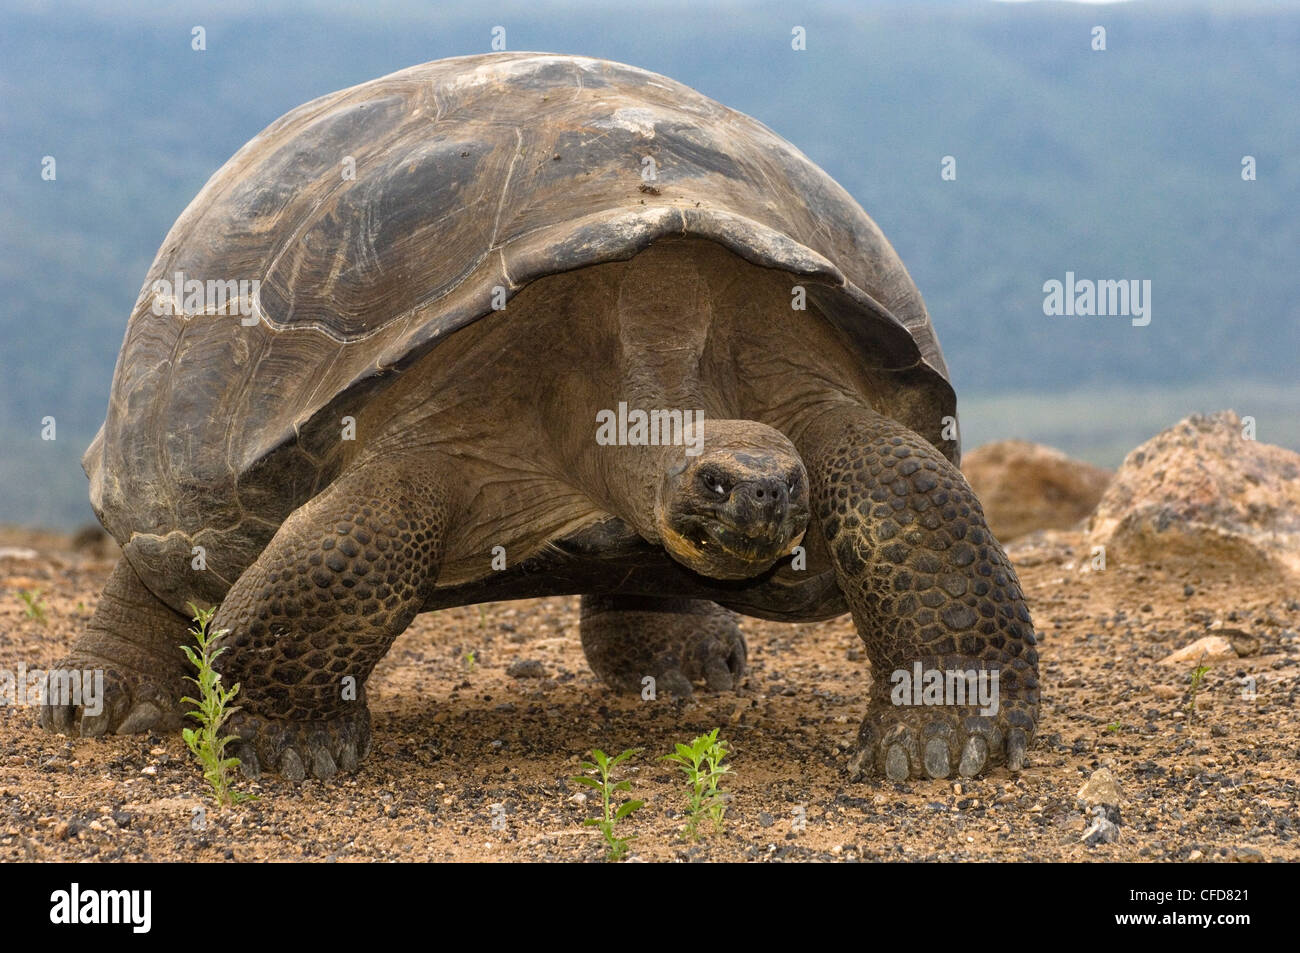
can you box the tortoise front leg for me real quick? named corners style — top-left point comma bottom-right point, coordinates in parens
top-left (212, 455), bottom-right (454, 781)
top-left (793, 404), bottom-right (1039, 780)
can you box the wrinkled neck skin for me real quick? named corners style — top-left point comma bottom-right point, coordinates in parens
top-left (603, 243), bottom-right (716, 543)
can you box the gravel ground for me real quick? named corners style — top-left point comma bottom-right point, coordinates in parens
top-left (1, 526), bottom-right (1296, 862)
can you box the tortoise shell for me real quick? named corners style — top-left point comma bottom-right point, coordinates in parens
top-left (86, 52), bottom-right (956, 607)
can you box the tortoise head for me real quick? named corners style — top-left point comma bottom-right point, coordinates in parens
top-left (655, 420), bottom-right (809, 580)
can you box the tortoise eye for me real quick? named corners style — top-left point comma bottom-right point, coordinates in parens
top-left (699, 469), bottom-right (730, 497)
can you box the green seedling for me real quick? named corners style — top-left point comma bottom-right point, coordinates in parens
top-left (180, 604), bottom-right (254, 808)
top-left (1105, 722), bottom-right (1122, 734)
top-left (463, 648), bottom-right (477, 673)
top-left (662, 727), bottom-right (731, 840)
top-left (18, 589), bottom-right (48, 625)
top-left (570, 747), bottom-right (643, 861)
top-left (1187, 663), bottom-right (1212, 714)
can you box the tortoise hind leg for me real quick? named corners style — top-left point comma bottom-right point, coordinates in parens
top-left (580, 595), bottom-right (746, 698)
top-left (39, 557), bottom-right (192, 737)
top-left (211, 454), bottom-right (453, 781)
top-left (792, 404), bottom-right (1040, 781)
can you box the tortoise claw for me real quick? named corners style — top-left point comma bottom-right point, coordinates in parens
top-left (958, 735), bottom-right (988, 778)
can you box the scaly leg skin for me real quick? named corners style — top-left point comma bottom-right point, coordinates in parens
top-left (580, 595), bottom-right (746, 698)
top-left (39, 558), bottom-right (192, 737)
top-left (212, 456), bottom-right (452, 782)
top-left (795, 405), bottom-right (1039, 781)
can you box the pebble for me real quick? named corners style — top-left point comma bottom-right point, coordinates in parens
top-left (1161, 635), bottom-right (1237, 666)
top-left (1077, 767), bottom-right (1125, 817)
top-left (1081, 809), bottom-right (1120, 846)
top-left (506, 659), bottom-right (547, 678)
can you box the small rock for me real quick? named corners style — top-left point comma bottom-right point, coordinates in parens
top-left (1160, 635), bottom-right (1237, 666)
top-left (1212, 627), bottom-right (1261, 657)
top-left (962, 440), bottom-right (1111, 541)
top-left (1077, 767), bottom-right (1125, 823)
top-left (0, 547), bottom-right (40, 561)
top-left (1188, 849), bottom-right (1204, 861)
top-left (1081, 809), bottom-right (1120, 846)
top-left (140, 765), bottom-right (157, 776)
top-left (506, 659), bottom-right (547, 678)
top-left (758, 812), bottom-right (775, 828)
top-left (1230, 846), bottom-right (1264, 863)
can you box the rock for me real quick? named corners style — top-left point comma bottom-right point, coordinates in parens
top-left (1230, 846), bottom-right (1264, 863)
top-left (1087, 411), bottom-right (1300, 578)
top-left (1077, 767), bottom-right (1125, 823)
top-left (505, 659), bottom-right (547, 679)
top-left (758, 812), bottom-right (775, 828)
top-left (71, 524), bottom-right (115, 558)
top-left (1081, 809), bottom-right (1120, 845)
top-left (962, 440), bottom-right (1112, 541)
top-left (1211, 626), bottom-right (1261, 657)
top-left (1160, 635), bottom-right (1237, 666)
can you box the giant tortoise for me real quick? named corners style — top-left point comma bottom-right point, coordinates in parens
top-left (42, 53), bottom-right (1039, 783)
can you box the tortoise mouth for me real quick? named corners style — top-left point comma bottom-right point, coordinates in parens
top-left (665, 514), bottom-right (806, 580)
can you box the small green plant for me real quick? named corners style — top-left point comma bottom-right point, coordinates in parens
top-left (1187, 663), bottom-right (1212, 713)
top-left (662, 727), bottom-right (731, 840)
top-left (18, 589), bottom-right (47, 625)
top-left (180, 604), bottom-right (254, 808)
top-left (462, 648), bottom-right (477, 673)
top-left (1105, 721), bottom-right (1123, 734)
top-left (570, 747), bottom-right (643, 861)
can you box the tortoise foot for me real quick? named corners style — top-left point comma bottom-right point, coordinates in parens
top-left (38, 650), bottom-right (186, 738)
top-left (848, 668), bottom-right (1036, 781)
top-left (227, 706), bottom-right (372, 782)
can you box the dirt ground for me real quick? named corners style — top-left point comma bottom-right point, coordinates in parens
top-left (0, 525), bottom-right (1296, 863)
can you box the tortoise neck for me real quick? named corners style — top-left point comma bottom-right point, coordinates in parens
top-left (614, 242), bottom-right (713, 411)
